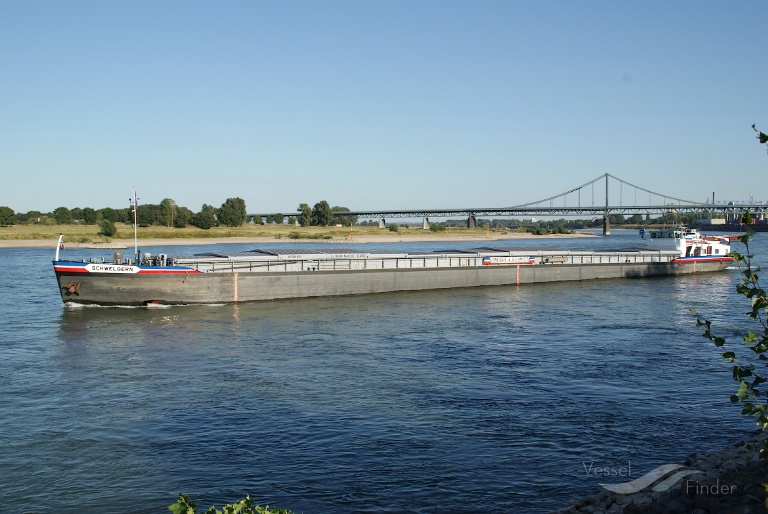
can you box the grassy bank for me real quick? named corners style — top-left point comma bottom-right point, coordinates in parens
top-left (0, 222), bottom-right (517, 243)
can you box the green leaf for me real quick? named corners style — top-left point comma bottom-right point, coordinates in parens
top-left (169, 494), bottom-right (197, 514)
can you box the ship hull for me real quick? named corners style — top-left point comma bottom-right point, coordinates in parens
top-left (55, 259), bottom-right (732, 306)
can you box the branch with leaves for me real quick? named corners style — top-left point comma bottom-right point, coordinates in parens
top-left (168, 493), bottom-right (292, 514)
top-left (693, 216), bottom-right (768, 457)
top-left (753, 123), bottom-right (768, 150)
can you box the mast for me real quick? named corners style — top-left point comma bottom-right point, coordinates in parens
top-left (55, 234), bottom-right (63, 261)
top-left (131, 189), bottom-right (139, 262)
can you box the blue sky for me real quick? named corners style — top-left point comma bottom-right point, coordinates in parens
top-left (1, 1), bottom-right (766, 215)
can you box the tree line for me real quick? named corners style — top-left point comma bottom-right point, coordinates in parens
top-left (0, 198), bottom-right (247, 230)
top-left (0, 198), bottom-right (358, 229)
top-left (0, 200), bottom-right (723, 230)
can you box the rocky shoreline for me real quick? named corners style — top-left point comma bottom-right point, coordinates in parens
top-left (552, 433), bottom-right (768, 514)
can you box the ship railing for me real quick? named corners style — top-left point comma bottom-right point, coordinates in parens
top-left (174, 250), bottom-right (680, 273)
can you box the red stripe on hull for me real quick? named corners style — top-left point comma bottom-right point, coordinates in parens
top-left (673, 257), bottom-right (733, 264)
top-left (53, 266), bottom-right (89, 273)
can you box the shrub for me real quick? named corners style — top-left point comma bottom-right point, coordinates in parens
top-left (98, 219), bottom-right (117, 237)
top-left (429, 223), bottom-right (445, 232)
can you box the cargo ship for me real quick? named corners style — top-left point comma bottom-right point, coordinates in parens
top-left (52, 227), bottom-right (733, 306)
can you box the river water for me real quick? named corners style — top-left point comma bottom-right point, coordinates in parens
top-left (1, 230), bottom-right (764, 513)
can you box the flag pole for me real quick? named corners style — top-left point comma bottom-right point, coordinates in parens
top-left (132, 188), bottom-right (138, 262)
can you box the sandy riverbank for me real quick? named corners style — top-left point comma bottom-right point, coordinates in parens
top-left (0, 231), bottom-right (596, 249)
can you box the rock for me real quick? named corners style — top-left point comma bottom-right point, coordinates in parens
top-left (720, 506), bottom-right (768, 514)
top-left (738, 493), bottom-right (762, 504)
top-left (666, 497), bottom-right (692, 513)
top-left (620, 502), bottom-right (642, 514)
top-left (550, 433), bottom-right (768, 514)
top-left (614, 494), bottom-right (631, 505)
top-left (692, 495), bottom-right (721, 512)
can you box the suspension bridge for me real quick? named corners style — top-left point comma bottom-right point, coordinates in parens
top-left (252, 173), bottom-right (766, 235)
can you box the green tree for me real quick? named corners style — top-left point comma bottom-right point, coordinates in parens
top-left (174, 206), bottom-right (193, 228)
top-left (266, 215), bottom-right (275, 224)
top-left (53, 206), bottom-right (72, 224)
top-left (136, 204), bottom-right (156, 227)
top-left (287, 216), bottom-right (296, 225)
top-left (99, 207), bottom-right (117, 223)
top-left (82, 207), bottom-right (97, 224)
top-left (311, 200), bottom-right (333, 226)
top-left (332, 206), bottom-right (357, 226)
top-left (160, 198), bottom-right (177, 227)
top-left (70, 207), bottom-right (83, 221)
top-left (274, 212), bottom-right (284, 224)
top-left (116, 207), bottom-right (133, 224)
top-left (16, 210), bottom-right (41, 223)
top-left (0, 206), bottom-right (16, 226)
top-left (218, 197), bottom-right (247, 227)
top-left (298, 203), bottom-right (311, 227)
top-left (191, 204), bottom-right (217, 230)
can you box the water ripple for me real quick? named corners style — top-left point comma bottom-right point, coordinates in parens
top-left (0, 233), bottom-right (763, 512)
